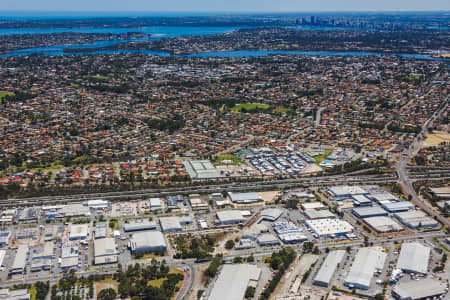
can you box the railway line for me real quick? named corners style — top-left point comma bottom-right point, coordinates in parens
top-left (0, 171), bottom-right (447, 207)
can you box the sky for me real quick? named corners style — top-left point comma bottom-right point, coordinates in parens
top-left (0, 0), bottom-right (449, 12)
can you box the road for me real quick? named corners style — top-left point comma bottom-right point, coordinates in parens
top-left (176, 264), bottom-right (194, 300)
top-left (396, 97), bottom-right (450, 227)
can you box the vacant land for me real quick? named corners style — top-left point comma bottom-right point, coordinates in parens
top-left (421, 131), bottom-right (450, 147)
top-left (95, 278), bottom-right (118, 294)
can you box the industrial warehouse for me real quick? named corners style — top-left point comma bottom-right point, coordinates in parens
top-left (344, 247), bottom-right (387, 290)
top-left (128, 231), bottom-right (167, 254)
top-left (396, 242), bottom-right (430, 274)
top-left (392, 278), bottom-right (447, 300)
top-left (208, 264), bottom-right (261, 300)
top-left (313, 250), bottom-right (346, 287)
top-left (305, 219), bottom-right (353, 237)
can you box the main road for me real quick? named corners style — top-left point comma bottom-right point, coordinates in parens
top-left (396, 97), bottom-right (449, 227)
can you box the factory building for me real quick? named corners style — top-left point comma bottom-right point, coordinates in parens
top-left (328, 186), bottom-right (368, 198)
top-left (208, 264), bottom-right (261, 300)
top-left (148, 198), bottom-right (162, 211)
top-left (123, 219), bottom-right (157, 232)
top-left (0, 231), bottom-right (11, 246)
top-left (159, 216), bottom-right (182, 232)
top-left (94, 238), bottom-right (119, 265)
top-left (0, 288), bottom-right (31, 300)
top-left (367, 192), bottom-right (399, 203)
top-left (304, 209), bottom-right (336, 220)
top-left (183, 160), bottom-right (220, 180)
top-left (351, 194), bottom-right (372, 206)
top-left (313, 250), bottom-right (346, 287)
top-left (10, 245), bottom-right (28, 274)
top-left (364, 216), bottom-right (404, 233)
top-left (0, 250), bottom-right (5, 267)
top-left (86, 199), bottom-right (109, 210)
top-left (273, 221), bottom-right (307, 243)
top-left (94, 221), bottom-right (106, 239)
top-left (396, 242), bottom-right (430, 274)
top-left (30, 242), bottom-right (54, 272)
top-left (301, 202), bottom-right (325, 210)
top-left (227, 192), bottom-right (261, 204)
top-left (60, 243), bottom-right (79, 270)
top-left (394, 210), bottom-right (438, 229)
top-left (381, 201), bottom-right (415, 213)
top-left (306, 219), bottom-right (353, 237)
top-left (344, 247), bottom-right (387, 290)
top-left (256, 233), bottom-right (281, 246)
top-left (128, 231), bottom-right (166, 254)
top-left (216, 210), bottom-right (245, 225)
top-left (69, 224), bottom-right (89, 240)
top-left (392, 278), bottom-right (447, 300)
top-left (352, 206), bottom-right (388, 218)
top-left (260, 208), bottom-right (283, 222)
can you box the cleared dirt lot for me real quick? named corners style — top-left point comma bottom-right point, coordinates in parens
top-left (421, 131), bottom-right (450, 147)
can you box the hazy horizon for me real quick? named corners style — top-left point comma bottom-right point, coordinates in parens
top-left (0, 0), bottom-right (449, 13)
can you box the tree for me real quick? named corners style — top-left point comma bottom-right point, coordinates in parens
top-left (225, 240), bottom-right (235, 250)
top-left (245, 286), bottom-right (255, 298)
top-left (270, 256), bottom-right (282, 270)
top-left (374, 293), bottom-right (384, 300)
top-left (286, 199), bottom-right (299, 209)
top-left (98, 288), bottom-right (117, 300)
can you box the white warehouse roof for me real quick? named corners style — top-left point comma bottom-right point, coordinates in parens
top-left (208, 264), bottom-right (261, 300)
top-left (313, 250), bottom-right (346, 287)
top-left (306, 219), bottom-right (353, 236)
top-left (216, 210), bottom-right (245, 224)
top-left (392, 278), bottom-right (447, 300)
top-left (69, 224), bottom-right (89, 240)
top-left (344, 247), bottom-right (386, 290)
top-left (159, 216), bottom-right (182, 232)
top-left (396, 242), bottom-right (430, 274)
top-left (328, 186), bottom-right (367, 197)
top-left (129, 231), bottom-right (166, 253)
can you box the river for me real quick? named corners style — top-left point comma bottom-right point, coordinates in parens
top-left (0, 25), bottom-right (448, 60)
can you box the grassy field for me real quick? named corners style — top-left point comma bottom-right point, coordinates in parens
top-left (28, 286), bottom-right (37, 300)
top-left (231, 103), bottom-right (270, 112)
top-left (216, 154), bottom-right (242, 164)
top-left (148, 268), bottom-right (184, 288)
top-left (272, 107), bottom-right (294, 114)
top-left (313, 150), bottom-right (332, 164)
top-left (83, 75), bottom-right (109, 81)
top-left (0, 91), bottom-right (14, 104)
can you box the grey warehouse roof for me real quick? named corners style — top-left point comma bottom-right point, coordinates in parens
top-left (260, 208), bottom-right (283, 221)
top-left (228, 192), bottom-right (261, 203)
top-left (123, 219), bottom-right (157, 232)
top-left (352, 206), bottom-right (388, 218)
top-left (208, 264), bottom-right (261, 300)
top-left (396, 242), bottom-right (430, 274)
